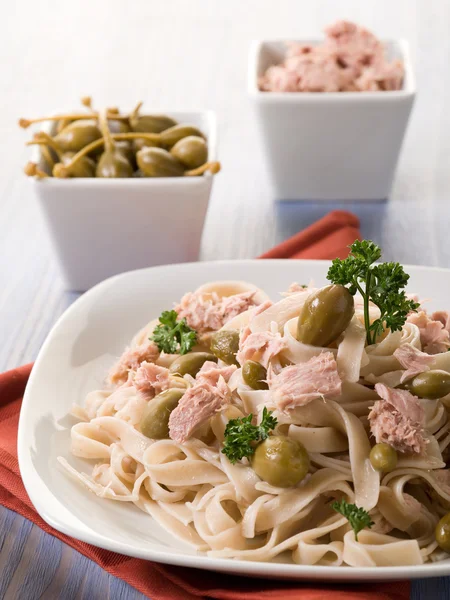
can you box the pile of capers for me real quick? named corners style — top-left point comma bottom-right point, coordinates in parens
top-left (20, 97), bottom-right (220, 179)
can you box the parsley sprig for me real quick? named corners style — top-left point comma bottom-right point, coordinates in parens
top-left (222, 407), bottom-right (278, 464)
top-left (150, 310), bottom-right (197, 355)
top-left (331, 500), bottom-right (374, 541)
top-left (327, 240), bottom-right (419, 345)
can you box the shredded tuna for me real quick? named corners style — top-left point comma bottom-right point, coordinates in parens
top-left (169, 376), bottom-right (231, 443)
top-left (369, 383), bottom-right (426, 454)
top-left (393, 343), bottom-right (435, 382)
top-left (237, 330), bottom-right (287, 369)
top-left (108, 340), bottom-right (160, 386)
top-left (259, 21), bottom-right (403, 93)
top-left (432, 311), bottom-right (450, 332)
top-left (132, 362), bottom-right (170, 399)
top-left (175, 291), bottom-right (257, 334)
top-left (238, 300), bottom-right (274, 349)
top-left (196, 361), bottom-right (237, 385)
top-left (406, 311), bottom-right (450, 354)
top-left (270, 352), bottom-right (342, 411)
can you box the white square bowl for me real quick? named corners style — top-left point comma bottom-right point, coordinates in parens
top-left (30, 110), bottom-right (217, 292)
top-left (248, 40), bottom-right (416, 202)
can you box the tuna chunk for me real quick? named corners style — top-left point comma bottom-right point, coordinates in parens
top-left (407, 311), bottom-right (450, 354)
top-left (175, 291), bottom-right (257, 334)
top-left (108, 340), bottom-right (160, 386)
top-left (393, 343), bottom-right (435, 382)
top-left (237, 330), bottom-right (287, 369)
top-left (196, 361), bottom-right (237, 385)
top-left (432, 311), bottom-right (450, 332)
top-left (259, 21), bottom-right (403, 93)
top-left (368, 383), bottom-right (426, 454)
top-left (133, 362), bottom-right (170, 398)
top-left (169, 376), bottom-right (231, 443)
top-left (270, 352), bottom-right (342, 411)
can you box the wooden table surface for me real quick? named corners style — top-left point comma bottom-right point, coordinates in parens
top-left (2, 0), bottom-right (450, 597)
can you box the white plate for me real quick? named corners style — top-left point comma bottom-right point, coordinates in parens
top-left (18, 259), bottom-right (450, 581)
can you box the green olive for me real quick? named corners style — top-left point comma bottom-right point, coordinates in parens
top-left (435, 513), bottom-right (450, 552)
top-left (369, 443), bottom-right (398, 472)
top-left (58, 152), bottom-right (96, 178)
top-left (130, 114), bottom-right (177, 134)
top-left (252, 436), bottom-right (310, 488)
top-left (95, 149), bottom-right (133, 178)
top-left (140, 388), bottom-right (185, 439)
top-left (170, 136), bottom-right (208, 169)
top-left (242, 361), bottom-right (268, 390)
top-left (407, 370), bottom-right (450, 400)
top-left (297, 284), bottom-right (355, 347)
top-left (159, 125), bottom-right (205, 149)
top-left (54, 119), bottom-right (102, 153)
top-left (136, 147), bottom-right (185, 177)
top-left (210, 330), bottom-right (240, 365)
top-left (169, 352), bottom-right (217, 377)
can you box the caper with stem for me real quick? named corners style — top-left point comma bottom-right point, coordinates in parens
top-left (95, 110), bottom-right (133, 178)
top-left (170, 136), bottom-right (208, 169)
top-left (129, 101), bottom-right (177, 133)
top-left (28, 131), bottom-right (96, 178)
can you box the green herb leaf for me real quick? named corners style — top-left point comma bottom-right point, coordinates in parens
top-left (331, 499), bottom-right (374, 541)
top-left (222, 407), bottom-right (278, 464)
top-left (327, 240), bottom-right (419, 345)
top-left (150, 310), bottom-right (197, 355)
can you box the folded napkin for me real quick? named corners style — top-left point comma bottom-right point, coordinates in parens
top-left (0, 211), bottom-right (410, 600)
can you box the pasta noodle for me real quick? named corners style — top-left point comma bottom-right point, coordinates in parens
top-left (59, 279), bottom-right (450, 567)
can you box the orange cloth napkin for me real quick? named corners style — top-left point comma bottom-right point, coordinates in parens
top-left (0, 212), bottom-right (410, 600)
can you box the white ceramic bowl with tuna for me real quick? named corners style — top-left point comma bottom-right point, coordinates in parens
top-left (248, 24), bottom-right (416, 202)
top-left (29, 110), bottom-right (217, 292)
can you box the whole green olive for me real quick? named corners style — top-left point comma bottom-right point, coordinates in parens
top-left (252, 436), bottom-right (310, 488)
top-left (297, 284), bottom-right (355, 347)
top-left (210, 330), bottom-right (240, 365)
top-left (435, 513), bottom-right (450, 552)
top-left (170, 136), bottom-right (208, 169)
top-left (159, 125), bottom-right (206, 149)
top-left (136, 147), bottom-right (185, 177)
top-left (407, 370), bottom-right (450, 400)
top-left (54, 119), bottom-right (102, 153)
top-left (242, 361), bottom-right (268, 390)
top-left (140, 388), bottom-right (185, 439)
top-left (96, 149), bottom-right (133, 178)
top-left (130, 114), bottom-right (177, 134)
top-left (169, 352), bottom-right (217, 377)
top-left (369, 443), bottom-right (398, 472)
top-left (108, 119), bottom-right (131, 134)
top-left (59, 152), bottom-right (95, 178)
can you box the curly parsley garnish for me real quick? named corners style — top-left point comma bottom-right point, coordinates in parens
top-left (331, 500), bottom-right (374, 541)
top-left (150, 310), bottom-right (197, 355)
top-left (327, 240), bottom-right (419, 345)
top-left (222, 407), bottom-right (278, 464)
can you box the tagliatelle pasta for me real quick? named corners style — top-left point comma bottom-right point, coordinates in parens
top-left (59, 279), bottom-right (450, 567)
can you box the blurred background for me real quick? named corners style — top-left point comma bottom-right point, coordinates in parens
top-left (2, 0), bottom-right (449, 364)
